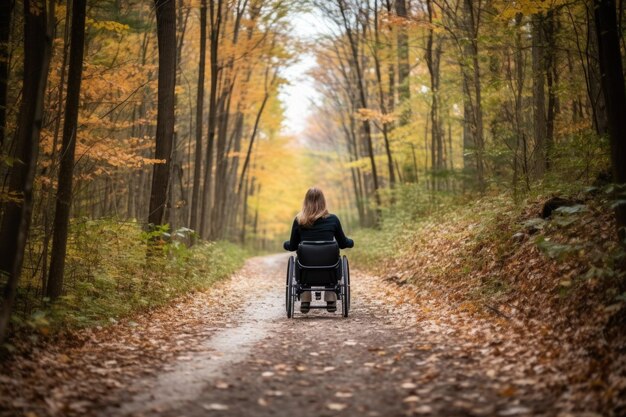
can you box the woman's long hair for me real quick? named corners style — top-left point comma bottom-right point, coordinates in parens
top-left (296, 188), bottom-right (329, 227)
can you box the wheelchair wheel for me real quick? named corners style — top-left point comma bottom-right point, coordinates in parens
top-left (341, 255), bottom-right (350, 317)
top-left (286, 256), bottom-right (296, 318)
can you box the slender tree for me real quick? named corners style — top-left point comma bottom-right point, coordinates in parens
top-left (464, 0), bottom-right (486, 191)
top-left (395, 0), bottom-right (410, 125)
top-left (47, 0), bottom-right (87, 300)
top-left (371, 0), bottom-right (395, 190)
top-left (200, 0), bottom-right (222, 239)
top-left (337, 0), bottom-right (381, 211)
top-left (425, 0), bottom-right (444, 190)
top-left (148, 0), bottom-right (177, 227)
top-left (594, 0), bottom-right (626, 240)
top-left (532, 13), bottom-right (547, 177)
top-left (0, 0), bottom-right (12, 148)
top-left (190, 0), bottom-right (207, 232)
top-left (0, 0), bottom-right (55, 344)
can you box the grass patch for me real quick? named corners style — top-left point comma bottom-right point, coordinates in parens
top-left (11, 219), bottom-right (246, 337)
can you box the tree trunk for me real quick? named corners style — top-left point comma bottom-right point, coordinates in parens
top-left (395, 0), bottom-right (410, 124)
top-left (167, 0), bottom-right (190, 231)
top-left (190, 0), bottom-right (206, 232)
top-left (425, 0), bottom-right (443, 191)
top-left (0, 0), bottom-right (55, 345)
top-left (532, 13), bottom-right (547, 178)
top-left (47, 0), bottom-right (87, 300)
top-left (372, 0), bottom-right (395, 190)
top-left (587, 5), bottom-right (609, 137)
top-left (337, 0), bottom-right (381, 211)
top-left (211, 80), bottom-right (232, 239)
top-left (200, 0), bottom-right (222, 239)
top-left (237, 89), bottom-right (270, 197)
top-left (462, 71), bottom-right (475, 190)
top-left (0, 0), bottom-right (13, 148)
top-left (594, 0), bottom-right (626, 240)
top-left (240, 172), bottom-right (250, 244)
top-left (544, 10), bottom-right (558, 170)
top-left (41, 0), bottom-right (72, 296)
top-left (148, 0), bottom-right (176, 227)
top-left (467, 0), bottom-right (485, 191)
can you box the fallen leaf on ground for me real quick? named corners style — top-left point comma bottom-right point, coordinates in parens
top-left (413, 405), bottom-right (433, 414)
top-left (327, 402), bottom-right (347, 411)
top-left (403, 395), bottom-right (420, 403)
top-left (203, 403), bottom-right (229, 411)
top-left (498, 406), bottom-right (532, 415)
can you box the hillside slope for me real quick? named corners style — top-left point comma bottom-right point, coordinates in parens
top-left (352, 192), bottom-right (626, 415)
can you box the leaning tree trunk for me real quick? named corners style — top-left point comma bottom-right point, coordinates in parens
top-left (0, 0), bottom-right (55, 345)
top-left (148, 0), bottom-right (176, 227)
top-left (46, 0), bottom-right (87, 300)
top-left (594, 0), bottom-right (626, 241)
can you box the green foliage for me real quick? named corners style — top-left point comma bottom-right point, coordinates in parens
top-left (349, 227), bottom-right (397, 270)
top-left (352, 183), bottom-right (518, 275)
top-left (14, 219), bottom-right (245, 335)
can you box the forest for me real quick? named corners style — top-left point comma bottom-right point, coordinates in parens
top-left (1, 0), bottom-right (626, 415)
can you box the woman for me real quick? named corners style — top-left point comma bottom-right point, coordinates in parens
top-left (283, 187), bottom-right (354, 313)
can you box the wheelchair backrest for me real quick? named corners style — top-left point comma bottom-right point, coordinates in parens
top-left (297, 241), bottom-right (339, 267)
top-left (296, 241), bottom-right (340, 286)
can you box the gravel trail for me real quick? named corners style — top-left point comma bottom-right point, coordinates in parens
top-left (100, 254), bottom-right (555, 417)
top-left (3, 254), bottom-right (562, 417)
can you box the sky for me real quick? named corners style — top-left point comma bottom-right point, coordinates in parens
top-left (278, 11), bottom-right (327, 136)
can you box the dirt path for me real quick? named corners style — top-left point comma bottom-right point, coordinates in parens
top-left (3, 254), bottom-right (571, 417)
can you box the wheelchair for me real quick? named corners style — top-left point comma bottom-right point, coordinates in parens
top-left (285, 241), bottom-right (351, 318)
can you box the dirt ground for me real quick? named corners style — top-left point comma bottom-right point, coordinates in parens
top-left (1, 254), bottom-right (588, 417)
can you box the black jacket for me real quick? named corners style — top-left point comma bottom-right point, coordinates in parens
top-left (283, 214), bottom-right (354, 251)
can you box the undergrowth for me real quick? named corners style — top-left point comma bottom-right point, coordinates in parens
top-left (351, 180), bottom-right (625, 307)
top-left (9, 219), bottom-right (245, 341)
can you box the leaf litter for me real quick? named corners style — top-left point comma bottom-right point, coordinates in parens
top-left (2, 199), bottom-right (623, 417)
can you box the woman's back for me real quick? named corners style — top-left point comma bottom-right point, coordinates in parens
top-left (283, 188), bottom-right (354, 251)
top-left (284, 213), bottom-right (353, 251)
top-left (299, 214), bottom-right (342, 241)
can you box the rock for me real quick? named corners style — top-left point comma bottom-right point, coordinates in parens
top-left (521, 218), bottom-right (546, 234)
